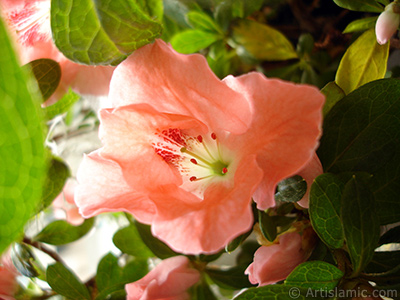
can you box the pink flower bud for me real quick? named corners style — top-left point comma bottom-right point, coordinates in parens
top-left (375, 2), bottom-right (400, 45)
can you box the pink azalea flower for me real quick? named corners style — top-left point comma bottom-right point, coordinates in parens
top-left (245, 229), bottom-right (315, 286)
top-left (75, 40), bottom-right (324, 254)
top-left (125, 256), bottom-right (200, 300)
top-left (53, 180), bottom-right (84, 226)
top-left (0, 252), bottom-right (18, 300)
top-left (296, 153), bottom-right (323, 209)
top-left (375, 2), bottom-right (400, 45)
top-left (1, 0), bottom-right (114, 104)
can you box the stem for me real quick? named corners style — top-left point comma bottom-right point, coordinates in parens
top-left (23, 237), bottom-right (67, 266)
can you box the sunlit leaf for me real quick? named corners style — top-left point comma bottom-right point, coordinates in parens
top-left (44, 89), bottom-right (80, 120)
top-left (321, 81), bottom-right (345, 117)
top-left (170, 29), bottom-right (221, 54)
top-left (0, 14), bottom-right (47, 256)
top-left (333, 0), bottom-right (383, 12)
top-left (335, 28), bottom-right (389, 94)
top-left (232, 19), bottom-right (298, 61)
top-left (51, 0), bottom-right (162, 65)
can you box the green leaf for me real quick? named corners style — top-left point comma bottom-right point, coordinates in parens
top-left (343, 16), bottom-right (378, 33)
top-left (112, 224), bottom-right (153, 258)
top-left (186, 11), bottom-right (222, 33)
top-left (191, 278), bottom-right (218, 300)
top-left (333, 0), bottom-right (383, 12)
top-left (321, 81), bottom-right (345, 117)
top-left (170, 29), bottom-right (221, 54)
top-left (96, 253), bottom-right (121, 292)
top-left (234, 285), bottom-right (324, 300)
top-left (41, 156), bottom-right (70, 209)
top-left (309, 173), bottom-right (345, 249)
top-left (365, 250), bottom-right (400, 275)
top-left (47, 262), bottom-right (91, 300)
top-left (258, 210), bottom-right (277, 242)
top-left (44, 89), bottom-right (80, 120)
top-left (206, 265), bottom-right (254, 290)
top-left (51, 0), bottom-right (162, 65)
top-left (33, 218), bottom-right (94, 245)
top-left (318, 78), bottom-right (400, 224)
top-left (285, 261), bottom-right (344, 290)
top-left (335, 28), bottom-right (389, 94)
top-left (23, 59), bottom-right (61, 101)
top-left (275, 175), bottom-right (307, 204)
top-left (225, 230), bottom-right (252, 253)
top-left (214, 0), bottom-right (264, 29)
top-left (0, 14), bottom-right (47, 256)
top-left (232, 19), bottom-right (298, 61)
top-left (341, 176), bottom-right (380, 276)
top-left (134, 221), bottom-right (179, 259)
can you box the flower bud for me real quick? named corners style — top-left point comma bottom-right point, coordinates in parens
top-left (376, 2), bottom-right (400, 45)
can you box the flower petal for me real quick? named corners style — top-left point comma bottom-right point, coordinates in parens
top-left (245, 232), bottom-right (305, 286)
top-left (75, 151), bottom-right (156, 223)
top-left (125, 256), bottom-right (200, 300)
top-left (109, 39), bottom-right (251, 134)
top-left (98, 103), bottom-right (206, 190)
top-left (150, 154), bottom-right (263, 254)
top-left (224, 73), bottom-right (324, 210)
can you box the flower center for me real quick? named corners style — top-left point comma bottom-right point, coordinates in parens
top-left (153, 128), bottom-right (231, 197)
top-left (7, 2), bottom-right (51, 46)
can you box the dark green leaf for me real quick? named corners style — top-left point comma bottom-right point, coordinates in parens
top-left (309, 173), bottom-right (345, 249)
top-left (44, 89), bottom-right (80, 120)
top-left (41, 156), bottom-right (70, 209)
top-left (170, 29), bottom-right (221, 54)
top-left (297, 34), bottom-right (314, 57)
top-left (232, 19), bottom-right (298, 61)
top-left (51, 0), bottom-right (162, 65)
top-left (365, 250), bottom-right (400, 275)
top-left (206, 265), bottom-right (254, 289)
top-left (134, 221), bottom-right (178, 259)
top-left (285, 261), bottom-right (344, 290)
top-left (47, 262), bottom-right (91, 300)
top-left (333, 0), bottom-right (383, 12)
top-left (318, 78), bottom-right (400, 224)
top-left (214, 0), bottom-right (264, 28)
top-left (112, 224), bottom-right (153, 258)
top-left (33, 218), bottom-right (94, 245)
top-left (380, 226), bottom-right (400, 245)
top-left (96, 253), bottom-right (121, 292)
top-left (343, 16), bottom-right (378, 33)
top-left (275, 175), bottom-right (307, 204)
top-left (23, 59), bottom-right (61, 101)
top-left (321, 81), bottom-right (345, 117)
top-left (234, 285), bottom-right (324, 300)
top-left (191, 278), bottom-right (218, 300)
top-left (341, 176), bottom-right (380, 276)
top-left (0, 14), bottom-right (47, 256)
top-left (236, 241), bottom-right (259, 267)
top-left (11, 243), bottom-right (40, 278)
top-left (225, 230), bottom-right (252, 253)
top-left (258, 210), bottom-right (277, 242)
top-left (95, 256), bottom-right (148, 300)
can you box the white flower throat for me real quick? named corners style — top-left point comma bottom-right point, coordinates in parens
top-left (153, 128), bottom-right (232, 197)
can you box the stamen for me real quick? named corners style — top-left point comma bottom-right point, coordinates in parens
top-left (190, 176), bottom-right (197, 181)
top-left (211, 133), bottom-right (217, 140)
top-left (222, 167), bottom-right (228, 174)
top-left (197, 135), bottom-right (203, 143)
top-left (190, 158), bottom-right (198, 164)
